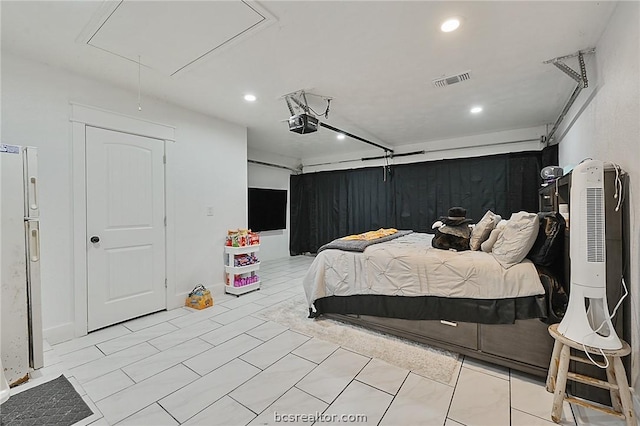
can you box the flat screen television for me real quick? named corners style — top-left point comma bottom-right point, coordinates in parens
top-left (248, 188), bottom-right (287, 232)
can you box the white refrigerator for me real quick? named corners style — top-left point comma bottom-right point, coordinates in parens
top-left (1, 144), bottom-right (44, 386)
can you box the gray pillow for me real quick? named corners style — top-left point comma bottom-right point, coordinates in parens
top-left (492, 212), bottom-right (540, 268)
top-left (470, 210), bottom-right (500, 251)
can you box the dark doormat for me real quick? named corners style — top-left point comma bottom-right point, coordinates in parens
top-left (0, 375), bottom-right (93, 426)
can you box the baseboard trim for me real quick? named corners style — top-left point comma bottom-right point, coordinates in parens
top-left (169, 291), bottom-right (190, 310)
top-left (45, 298), bottom-right (190, 344)
top-left (43, 322), bottom-right (75, 345)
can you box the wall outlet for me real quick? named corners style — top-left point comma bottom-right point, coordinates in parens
top-left (206, 207), bottom-right (214, 216)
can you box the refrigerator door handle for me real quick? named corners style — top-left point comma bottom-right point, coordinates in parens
top-left (29, 176), bottom-right (38, 211)
top-left (24, 147), bottom-right (39, 217)
top-left (25, 219), bottom-right (43, 370)
top-left (30, 226), bottom-right (40, 262)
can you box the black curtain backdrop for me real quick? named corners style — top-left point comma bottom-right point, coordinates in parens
top-left (290, 151), bottom-right (542, 255)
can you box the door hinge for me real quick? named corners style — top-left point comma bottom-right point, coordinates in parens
top-left (164, 216), bottom-right (167, 227)
top-left (163, 155), bottom-right (166, 164)
top-left (165, 278), bottom-right (168, 288)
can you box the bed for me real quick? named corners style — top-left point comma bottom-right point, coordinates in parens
top-left (302, 217), bottom-right (567, 377)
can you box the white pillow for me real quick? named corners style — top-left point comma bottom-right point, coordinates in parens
top-left (470, 210), bottom-right (501, 251)
top-left (492, 212), bottom-right (540, 268)
top-left (481, 220), bottom-right (506, 253)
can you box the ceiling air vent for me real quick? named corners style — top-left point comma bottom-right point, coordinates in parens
top-left (432, 71), bottom-right (471, 88)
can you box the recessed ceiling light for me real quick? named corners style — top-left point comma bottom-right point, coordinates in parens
top-left (244, 94), bottom-right (257, 102)
top-left (337, 134), bottom-right (346, 140)
top-left (470, 106), bottom-right (483, 114)
top-left (441, 18), bottom-right (460, 33)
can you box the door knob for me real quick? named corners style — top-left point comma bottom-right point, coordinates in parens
top-left (90, 236), bottom-right (100, 243)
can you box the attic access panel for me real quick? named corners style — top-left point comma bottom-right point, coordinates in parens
top-left (86, 0), bottom-right (272, 75)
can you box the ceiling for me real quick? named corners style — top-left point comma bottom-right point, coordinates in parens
top-left (1, 1), bottom-right (616, 164)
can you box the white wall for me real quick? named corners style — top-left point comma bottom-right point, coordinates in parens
top-left (247, 159), bottom-right (292, 261)
top-left (558, 1), bottom-right (640, 393)
top-left (1, 53), bottom-right (248, 343)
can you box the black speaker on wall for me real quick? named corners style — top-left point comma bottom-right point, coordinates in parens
top-left (248, 188), bottom-right (287, 232)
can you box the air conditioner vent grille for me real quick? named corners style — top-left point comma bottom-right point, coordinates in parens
top-left (432, 71), bottom-right (471, 88)
top-left (586, 187), bottom-right (604, 262)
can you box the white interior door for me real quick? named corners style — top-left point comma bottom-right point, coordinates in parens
top-left (86, 126), bottom-right (166, 331)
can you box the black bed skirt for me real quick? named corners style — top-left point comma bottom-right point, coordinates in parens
top-left (309, 294), bottom-right (548, 325)
top-left (308, 265), bottom-right (567, 325)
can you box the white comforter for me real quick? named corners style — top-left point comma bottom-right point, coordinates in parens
top-left (303, 233), bottom-right (544, 308)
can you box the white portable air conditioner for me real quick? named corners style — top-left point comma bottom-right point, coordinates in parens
top-left (557, 160), bottom-right (622, 349)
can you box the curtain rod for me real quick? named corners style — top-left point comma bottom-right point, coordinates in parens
top-left (361, 150), bottom-right (425, 161)
top-left (248, 159), bottom-right (301, 173)
top-left (304, 137), bottom-right (543, 168)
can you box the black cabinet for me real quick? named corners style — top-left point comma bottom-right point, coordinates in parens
top-left (538, 174), bottom-right (570, 213)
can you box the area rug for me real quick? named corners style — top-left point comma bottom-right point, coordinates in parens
top-left (258, 296), bottom-right (461, 385)
top-left (0, 375), bottom-right (93, 426)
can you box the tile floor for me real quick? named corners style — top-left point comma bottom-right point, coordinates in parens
top-left (11, 256), bottom-right (629, 425)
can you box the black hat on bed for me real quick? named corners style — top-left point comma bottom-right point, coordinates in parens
top-left (439, 207), bottom-right (473, 226)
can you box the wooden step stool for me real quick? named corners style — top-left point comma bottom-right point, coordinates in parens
top-left (546, 323), bottom-right (636, 426)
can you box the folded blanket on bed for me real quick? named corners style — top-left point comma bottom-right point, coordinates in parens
top-left (318, 230), bottom-right (413, 253)
top-left (341, 228), bottom-right (398, 241)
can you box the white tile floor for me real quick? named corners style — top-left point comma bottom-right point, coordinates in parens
top-left (10, 255), bottom-right (629, 425)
